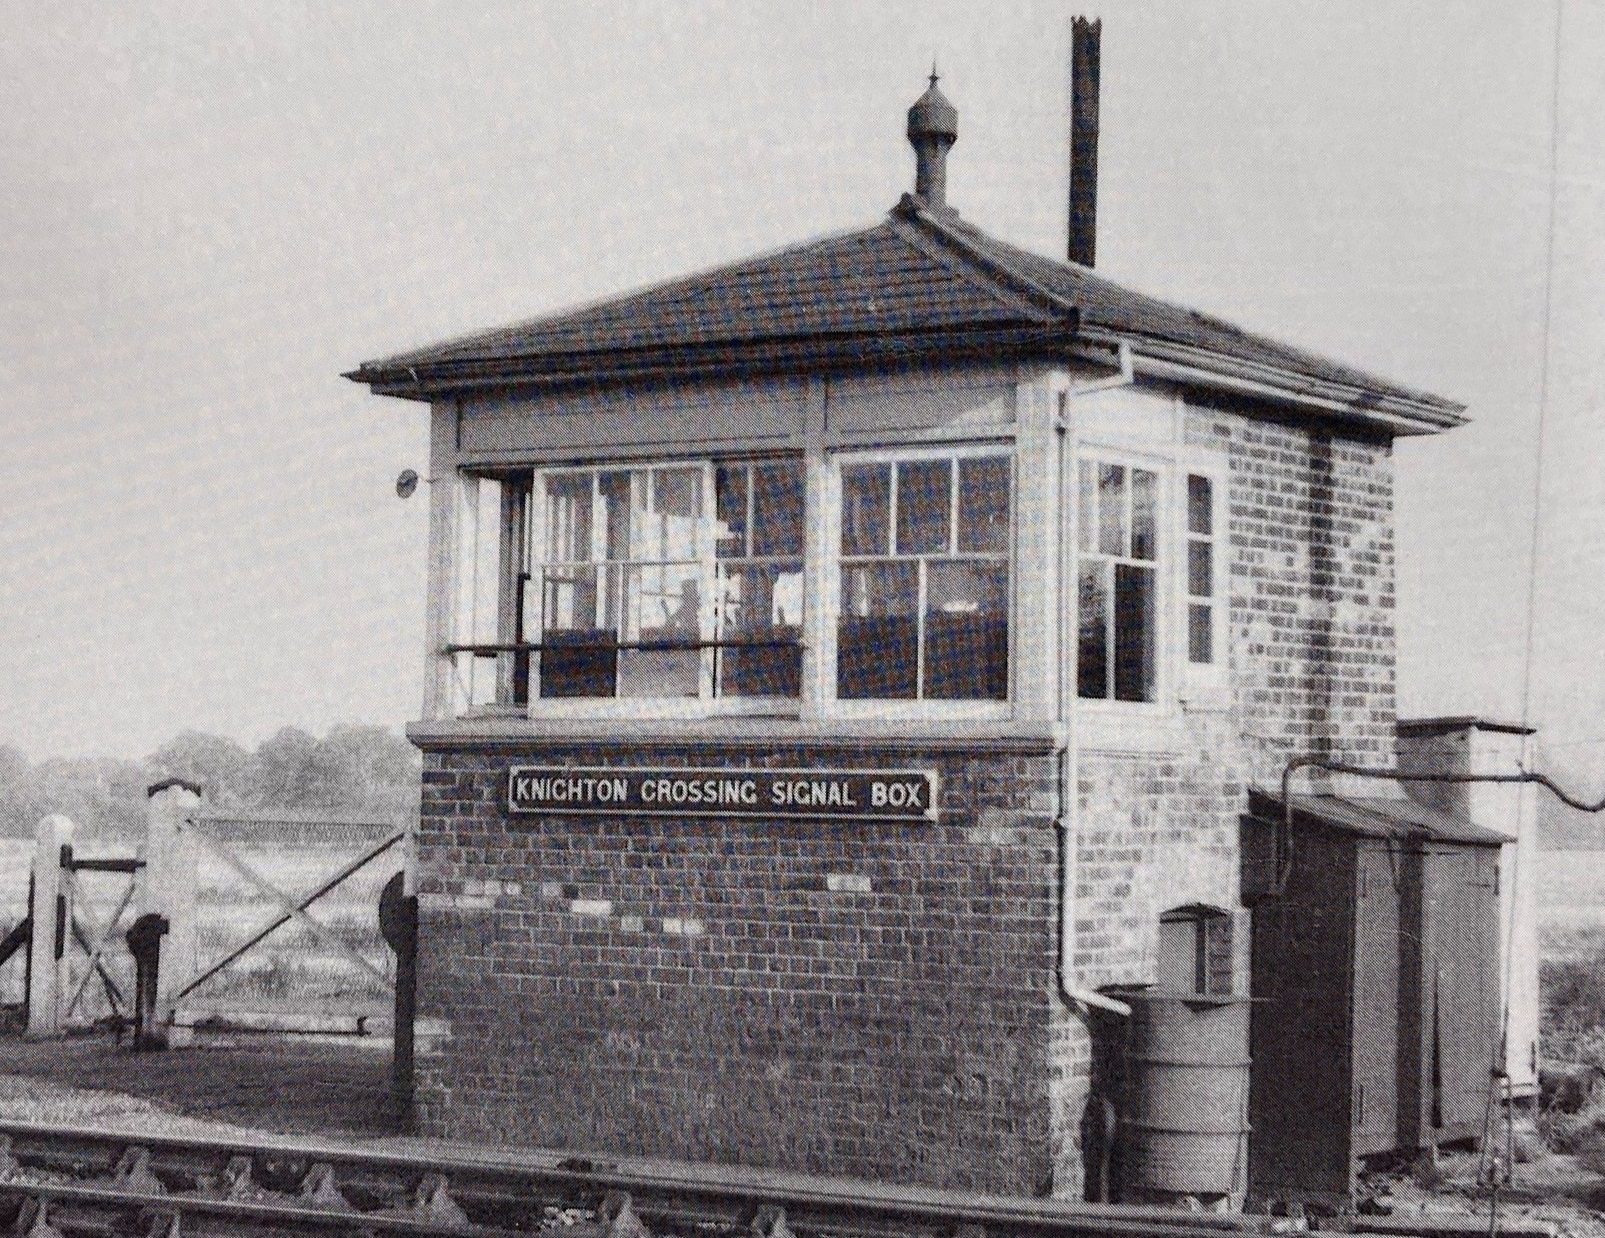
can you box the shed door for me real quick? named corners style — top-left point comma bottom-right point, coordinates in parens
top-left (1429, 847), bottom-right (1500, 1136)
top-left (1351, 846), bottom-right (1398, 1155)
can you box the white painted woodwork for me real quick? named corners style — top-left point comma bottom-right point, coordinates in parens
top-left (25, 814), bottom-right (73, 1037)
top-left (144, 782), bottom-right (200, 1045)
top-left (800, 377), bottom-right (831, 720)
top-left (422, 402), bottom-right (472, 721)
top-left (823, 365), bottom-right (1014, 442)
top-left (1070, 381), bottom-right (1180, 450)
top-left (459, 375), bottom-right (808, 461)
top-left (1012, 371), bottom-right (1058, 722)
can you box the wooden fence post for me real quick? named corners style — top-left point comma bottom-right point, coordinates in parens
top-left (144, 779), bottom-right (201, 1047)
top-left (25, 815), bottom-right (73, 1038)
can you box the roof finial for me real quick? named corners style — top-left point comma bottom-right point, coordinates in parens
top-left (906, 70), bottom-right (958, 210)
top-left (930, 60), bottom-right (939, 88)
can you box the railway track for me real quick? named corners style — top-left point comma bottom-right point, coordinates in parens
top-left (0, 1119), bottom-right (1508, 1238)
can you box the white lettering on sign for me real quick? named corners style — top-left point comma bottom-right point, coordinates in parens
top-left (507, 766), bottom-right (938, 821)
top-left (641, 777), bottom-right (760, 806)
top-left (510, 773), bottom-right (630, 805)
top-left (870, 780), bottom-right (926, 810)
top-left (771, 779), bottom-right (859, 809)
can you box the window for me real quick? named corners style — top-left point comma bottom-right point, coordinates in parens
top-left (1077, 458), bottom-right (1158, 701)
top-left (837, 452), bottom-right (1012, 701)
top-left (527, 459), bottom-right (803, 701)
top-left (1186, 474), bottom-right (1216, 665)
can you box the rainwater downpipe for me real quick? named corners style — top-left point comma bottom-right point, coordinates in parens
top-left (1056, 341), bottom-right (1135, 1019)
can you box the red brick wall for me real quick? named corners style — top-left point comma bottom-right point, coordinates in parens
top-left (413, 741), bottom-right (1062, 1195)
top-left (1051, 405), bottom-right (1398, 1196)
top-left (1223, 415), bottom-right (1397, 771)
top-left (410, 400), bottom-right (1402, 1200)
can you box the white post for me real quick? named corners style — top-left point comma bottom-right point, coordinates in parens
top-left (25, 814), bottom-right (74, 1038)
top-left (144, 779), bottom-right (201, 1047)
top-left (424, 403), bottom-right (477, 721)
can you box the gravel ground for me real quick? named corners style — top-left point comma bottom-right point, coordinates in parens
top-left (0, 1054), bottom-right (1601, 1238)
top-left (0, 1071), bottom-right (252, 1139)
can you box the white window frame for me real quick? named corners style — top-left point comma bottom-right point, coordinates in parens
top-left (518, 455), bottom-right (807, 719)
top-left (1072, 444), bottom-right (1173, 715)
top-left (1178, 459), bottom-right (1229, 704)
top-left (1071, 439), bottom-right (1230, 718)
top-left (824, 441), bottom-right (1017, 721)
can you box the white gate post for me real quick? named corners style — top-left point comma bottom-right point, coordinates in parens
top-left (25, 814), bottom-right (74, 1038)
top-left (144, 778), bottom-right (201, 1047)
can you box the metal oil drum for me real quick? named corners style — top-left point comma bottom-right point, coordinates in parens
top-left (1117, 990), bottom-right (1251, 1204)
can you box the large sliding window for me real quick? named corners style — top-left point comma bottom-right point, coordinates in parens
top-left (1077, 458), bottom-right (1158, 702)
top-left (837, 451), bottom-right (1012, 702)
top-left (529, 459), bottom-right (803, 701)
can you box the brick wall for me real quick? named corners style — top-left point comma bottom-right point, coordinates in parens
top-left (413, 740), bottom-right (1062, 1195)
top-left (1049, 403), bottom-right (1398, 1196)
top-left (1215, 411), bottom-right (1398, 777)
top-left (409, 397), bottom-right (1402, 1201)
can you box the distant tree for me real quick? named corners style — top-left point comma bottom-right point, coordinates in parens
top-left (251, 724), bottom-right (419, 811)
top-left (252, 726), bottom-right (322, 808)
top-left (0, 722), bottom-right (420, 838)
top-left (148, 731), bottom-right (256, 805)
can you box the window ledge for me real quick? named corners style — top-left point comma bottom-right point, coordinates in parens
top-left (408, 715), bottom-right (1066, 755)
top-left (1074, 703), bottom-right (1187, 756)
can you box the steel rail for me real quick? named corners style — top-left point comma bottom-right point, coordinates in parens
top-left (0, 1119), bottom-right (1291, 1238)
top-left (0, 1178), bottom-right (523, 1237)
top-left (0, 1118), bottom-right (1520, 1238)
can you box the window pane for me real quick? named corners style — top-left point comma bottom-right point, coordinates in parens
top-left (1097, 463), bottom-right (1126, 556)
top-left (715, 465), bottom-right (747, 559)
top-left (539, 565), bottom-right (616, 698)
top-left (599, 471), bottom-right (632, 561)
top-left (924, 560), bottom-right (1009, 700)
top-left (837, 562), bottom-right (919, 699)
top-left (896, 459), bottom-right (952, 555)
top-left (544, 473), bottom-right (592, 562)
top-left (718, 563), bottom-right (802, 698)
top-left (1188, 539), bottom-right (1213, 598)
top-left (624, 563), bottom-right (700, 641)
top-left (1078, 460), bottom-right (1097, 553)
top-left (1113, 563), bottom-right (1156, 702)
top-left (752, 461), bottom-right (804, 557)
top-left (1131, 468), bottom-right (1158, 561)
top-left (619, 562), bottom-right (701, 698)
top-left (957, 456), bottom-right (1011, 554)
top-left (1077, 562), bottom-right (1109, 700)
top-left (650, 468), bottom-right (702, 561)
top-left (841, 464), bottom-right (890, 556)
top-left (1188, 474), bottom-right (1213, 536)
top-left (1189, 602), bottom-right (1214, 665)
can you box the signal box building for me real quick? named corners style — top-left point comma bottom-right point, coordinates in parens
top-left (348, 81), bottom-right (1468, 1198)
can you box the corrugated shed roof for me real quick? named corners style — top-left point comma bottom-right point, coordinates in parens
top-left (348, 198), bottom-right (1466, 433)
top-left (1247, 787), bottom-right (1510, 846)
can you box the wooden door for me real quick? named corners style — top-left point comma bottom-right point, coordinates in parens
top-left (1426, 846), bottom-right (1500, 1140)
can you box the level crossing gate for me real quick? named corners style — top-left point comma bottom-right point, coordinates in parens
top-left (16, 781), bottom-right (412, 1044)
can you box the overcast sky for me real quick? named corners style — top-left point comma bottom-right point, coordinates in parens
top-left (2, 2), bottom-right (1601, 781)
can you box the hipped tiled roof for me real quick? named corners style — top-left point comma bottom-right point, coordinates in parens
top-left (348, 198), bottom-right (1465, 435)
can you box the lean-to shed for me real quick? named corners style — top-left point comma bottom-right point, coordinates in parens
top-left (1241, 789), bottom-right (1507, 1204)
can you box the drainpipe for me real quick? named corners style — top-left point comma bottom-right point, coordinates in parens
top-left (1055, 340), bottom-right (1136, 1018)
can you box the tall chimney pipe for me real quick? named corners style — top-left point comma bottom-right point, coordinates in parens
top-left (1068, 17), bottom-right (1101, 267)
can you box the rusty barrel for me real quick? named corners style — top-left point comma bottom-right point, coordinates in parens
top-left (1117, 990), bottom-right (1251, 1204)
